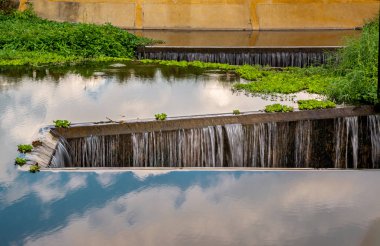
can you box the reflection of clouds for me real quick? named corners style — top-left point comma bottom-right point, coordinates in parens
top-left (1, 174), bottom-right (87, 205)
top-left (25, 172), bottom-right (380, 246)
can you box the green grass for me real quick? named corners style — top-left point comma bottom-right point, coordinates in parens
top-left (265, 104), bottom-right (294, 113)
top-left (298, 99), bottom-right (336, 110)
top-left (0, 9), bottom-right (152, 66)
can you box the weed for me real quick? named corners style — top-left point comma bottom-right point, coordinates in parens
top-left (155, 113), bottom-right (167, 121)
top-left (17, 144), bottom-right (33, 153)
top-left (29, 164), bottom-right (40, 173)
top-left (297, 99), bottom-right (336, 110)
top-left (232, 109), bottom-right (241, 115)
top-left (265, 104), bottom-right (294, 113)
top-left (54, 120), bottom-right (71, 128)
top-left (15, 157), bottom-right (26, 166)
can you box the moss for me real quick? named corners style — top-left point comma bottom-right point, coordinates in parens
top-left (17, 144), bottom-right (33, 153)
top-left (15, 157), bottom-right (27, 166)
top-left (155, 113), bottom-right (167, 121)
top-left (54, 119), bottom-right (71, 128)
top-left (29, 164), bottom-right (40, 173)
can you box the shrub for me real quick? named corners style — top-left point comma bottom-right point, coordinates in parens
top-left (155, 113), bottom-right (167, 121)
top-left (15, 157), bottom-right (27, 166)
top-left (297, 99), bottom-right (336, 110)
top-left (265, 104), bottom-right (294, 113)
top-left (17, 144), bottom-right (33, 153)
top-left (54, 119), bottom-right (71, 128)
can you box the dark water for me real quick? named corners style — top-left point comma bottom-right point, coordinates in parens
top-left (1, 62), bottom-right (380, 245)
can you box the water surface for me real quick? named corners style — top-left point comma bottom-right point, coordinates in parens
top-left (0, 62), bottom-right (379, 246)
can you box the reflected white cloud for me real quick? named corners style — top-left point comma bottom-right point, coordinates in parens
top-left (1, 174), bottom-right (87, 205)
top-left (25, 172), bottom-right (380, 246)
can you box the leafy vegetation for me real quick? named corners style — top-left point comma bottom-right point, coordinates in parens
top-left (298, 100), bottom-right (336, 110)
top-left (29, 164), bottom-right (40, 173)
top-left (54, 120), bottom-right (71, 128)
top-left (17, 144), bottom-right (33, 153)
top-left (140, 59), bottom-right (236, 70)
top-left (15, 157), bottom-right (26, 166)
top-left (232, 109), bottom-right (241, 115)
top-left (0, 9), bottom-right (152, 66)
top-left (265, 104), bottom-right (294, 113)
top-left (234, 16), bottom-right (379, 105)
top-left (326, 16), bottom-right (379, 104)
top-left (155, 113), bottom-right (167, 121)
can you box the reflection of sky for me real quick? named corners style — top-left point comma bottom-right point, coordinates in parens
top-left (0, 171), bottom-right (379, 246)
top-left (0, 63), bottom-right (379, 246)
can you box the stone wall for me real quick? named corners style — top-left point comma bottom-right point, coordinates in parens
top-left (22, 0), bottom-right (380, 30)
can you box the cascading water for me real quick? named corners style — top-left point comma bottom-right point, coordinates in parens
top-left (369, 115), bottom-right (380, 168)
top-left (137, 49), bottom-right (332, 67)
top-left (50, 115), bottom-right (380, 169)
top-left (50, 137), bottom-right (72, 168)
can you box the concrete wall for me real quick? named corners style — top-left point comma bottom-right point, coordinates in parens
top-left (23, 0), bottom-right (380, 30)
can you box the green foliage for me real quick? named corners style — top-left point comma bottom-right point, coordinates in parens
top-left (155, 113), bottom-right (167, 121)
top-left (326, 16), bottom-right (379, 104)
top-left (54, 120), bottom-right (71, 128)
top-left (0, 10), bottom-right (152, 66)
top-left (29, 164), bottom-right (40, 173)
top-left (15, 157), bottom-right (26, 166)
top-left (235, 65), bottom-right (269, 81)
top-left (297, 99), bottom-right (336, 110)
top-left (265, 104), bottom-right (294, 113)
top-left (140, 59), bottom-right (237, 70)
top-left (232, 109), bottom-right (241, 115)
top-left (17, 144), bottom-right (33, 153)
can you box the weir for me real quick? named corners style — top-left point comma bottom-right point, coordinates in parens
top-left (31, 106), bottom-right (380, 169)
top-left (137, 46), bottom-right (341, 67)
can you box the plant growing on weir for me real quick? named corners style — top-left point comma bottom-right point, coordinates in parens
top-left (233, 109), bottom-right (241, 115)
top-left (265, 104), bottom-right (294, 113)
top-left (29, 164), bottom-right (40, 173)
top-left (15, 157), bottom-right (26, 166)
top-left (155, 113), bottom-right (167, 121)
top-left (17, 144), bottom-right (33, 153)
top-left (54, 120), bottom-right (71, 128)
top-left (298, 99), bottom-right (336, 110)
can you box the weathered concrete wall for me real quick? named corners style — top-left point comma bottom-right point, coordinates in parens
top-left (23, 0), bottom-right (379, 30)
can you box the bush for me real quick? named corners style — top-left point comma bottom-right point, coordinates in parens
top-left (265, 104), bottom-right (294, 113)
top-left (0, 10), bottom-right (152, 65)
top-left (298, 99), bottom-right (336, 110)
top-left (327, 16), bottom-right (379, 104)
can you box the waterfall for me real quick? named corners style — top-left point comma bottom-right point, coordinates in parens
top-left (369, 115), bottom-right (380, 168)
top-left (295, 120), bottom-right (312, 168)
top-left (50, 137), bottom-right (72, 168)
top-left (334, 117), bottom-right (359, 168)
top-left (51, 115), bottom-right (379, 169)
top-left (137, 49), bottom-right (332, 67)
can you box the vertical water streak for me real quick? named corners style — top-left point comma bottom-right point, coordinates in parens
top-left (224, 124), bottom-right (244, 167)
top-left (345, 117), bottom-right (358, 169)
top-left (50, 137), bottom-right (72, 168)
top-left (295, 120), bottom-right (312, 168)
top-left (369, 115), bottom-right (380, 168)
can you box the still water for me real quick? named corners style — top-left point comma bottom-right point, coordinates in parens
top-left (0, 62), bottom-right (379, 245)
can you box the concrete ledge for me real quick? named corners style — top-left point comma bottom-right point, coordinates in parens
top-left (55, 106), bottom-right (376, 139)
